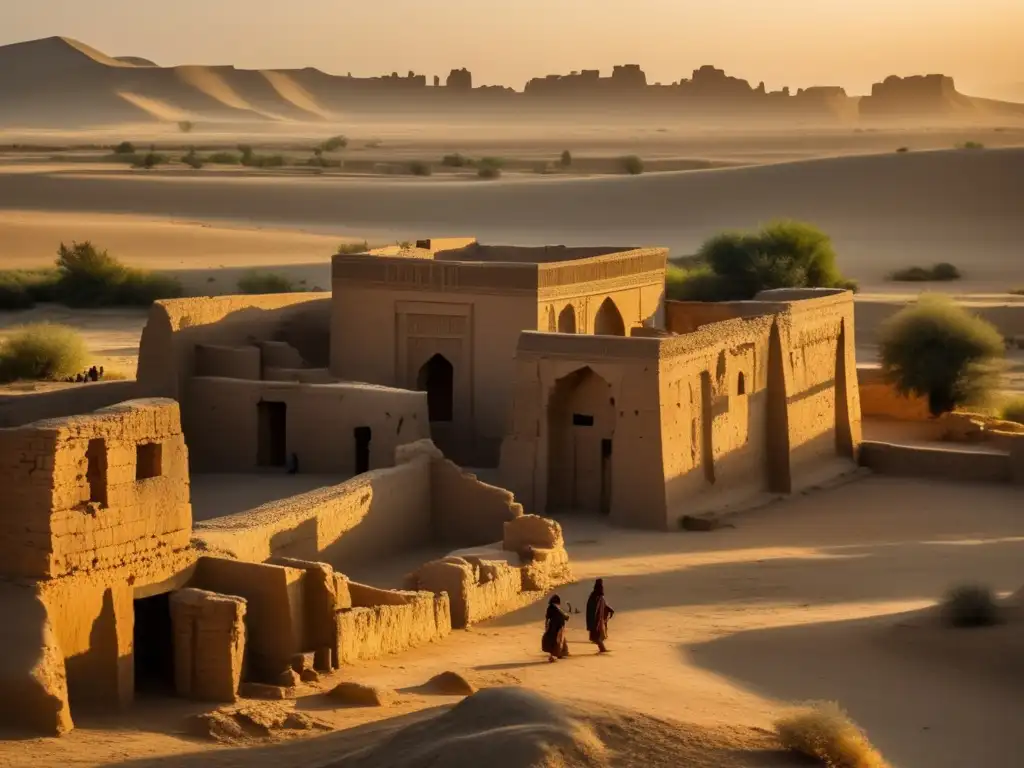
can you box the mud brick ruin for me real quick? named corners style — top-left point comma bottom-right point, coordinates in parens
top-left (0, 238), bottom-right (866, 735)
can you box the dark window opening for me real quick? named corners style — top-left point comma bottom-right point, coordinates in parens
top-left (136, 443), bottom-right (163, 481)
top-left (737, 372), bottom-right (747, 395)
top-left (416, 354), bottom-right (454, 422)
top-left (354, 426), bottom-right (372, 475)
top-left (572, 413), bottom-right (595, 427)
top-left (257, 401), bottom-right (287, 467)
top-left (86, 438), bottom-right (108, 507)
top-left (133, 592), bottom-right (175, 695)
top-left (600, 439), bottom-right (613, 515)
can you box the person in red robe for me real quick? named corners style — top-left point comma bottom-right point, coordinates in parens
top-left (586, 578), bottom-right (614, 653)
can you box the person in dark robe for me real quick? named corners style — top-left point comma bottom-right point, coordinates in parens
top-left (542, 594), bottom-right (570, 662)
top-left (88, 366), bottom-right (98, 382)
top-left (585, 578), bottom-right (614, 653)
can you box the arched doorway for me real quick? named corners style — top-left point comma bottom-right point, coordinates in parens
top-left (416, 354), bottom-right (453, 422)
top-left (594, 298), bottom-right (625, 336)
top-left (546, 367), bottom-right (616, 515)
top-left (557, 305), bottom-right (576, 334)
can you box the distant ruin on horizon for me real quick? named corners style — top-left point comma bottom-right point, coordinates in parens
top-left (1, 36), bottom-right (1021, 126)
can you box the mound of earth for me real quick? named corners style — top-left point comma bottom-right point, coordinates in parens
top-left (414, 671), bottom-right (478, 696)
top-left (328, 681), bottom-right (394, 707)
top-left (332, 687), bottom-right (802, 768)
top-left (189, 701), bottom-right (330, 745)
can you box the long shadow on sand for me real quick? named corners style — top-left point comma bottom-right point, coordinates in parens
top-left (687, 612), bottom-right (1024, 768)
top-left (484, 533), bottom-right (1024, 631)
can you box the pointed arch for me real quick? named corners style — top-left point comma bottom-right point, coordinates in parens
top-left (594, 297), bottom-right (625, 336)
top-left (557, 304), bottom-right (577, 334)
top-left (416, 354), bottom-right (454, 422)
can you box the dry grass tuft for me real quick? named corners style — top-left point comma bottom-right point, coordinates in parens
top-left (775, 702), bottom-right (890, 768)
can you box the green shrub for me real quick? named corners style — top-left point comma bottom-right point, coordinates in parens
top-left (560, 149), bottom-right (572, 167)
top-left (479, 156), bottom-right (504, 169)
top-left (0, 324), bottom-right (90, 383)
top-left (132, 152), bottom-right (168, 169)
top-left (0, 270), bottom-right (61, 310)
top-left (178, 120), bottom-right (194, 133)
top-left (879, 294), bottom-right (1004, 416)
top-left (181, 148), bottom-right (203, 169)
top-left (890, 263), bottom-right (962, 282)
top-left (204, 151), bottom-right (241, 165)
top-left (1000, 396), bottom-right (1024, 424)
top-left (114, 141), bottom-right (136, 154)
top-left (321, 135), bottom-right (348, 152)
top-left (621, 155), bottom-right (644, 175)
top-left (237, 271), bottom-right (296, 294)
top-left (336, 241), bottom-right (369, 255)
top-left (477, 165), bottom-right (502, 179)
top-left (669, 221), bottom-right (852, 302)
top-left (775, 702), bottom-right (890, 768)
top-left (959, 141), bottom-right (984, 150)
top-left (52, 241), bottom-right (183, 307)
top-left (441, 153), bottom-right (469, 167)
top-left (941, 584), bottom-right (1002, 628)
top-left (408, 161), bottom-right (432, 176)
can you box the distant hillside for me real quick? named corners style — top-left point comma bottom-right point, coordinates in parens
top-left (0, 36), bottom-right (1020, 129)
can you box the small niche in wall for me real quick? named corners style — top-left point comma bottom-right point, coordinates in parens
top-left (86, 438), bottom-right (108, 507)
top-left (572, 413), bottom-right (594, 427)
top-left (136, 443), bottom-right (163, 481)
top-left (737, 372), bottom-right (746, 396)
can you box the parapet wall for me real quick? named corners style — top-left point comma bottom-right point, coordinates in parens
top-left (193, 456), bottom-right (432, 569)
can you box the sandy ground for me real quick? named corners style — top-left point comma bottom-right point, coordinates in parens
top-left (1, 476), bottom-right (1022, 767)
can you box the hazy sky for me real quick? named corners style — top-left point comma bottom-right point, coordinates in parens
top-left (2, 1), bottom-right (1021, 95)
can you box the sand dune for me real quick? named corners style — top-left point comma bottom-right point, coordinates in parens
top-left (261, 70), bottom-right (332, 120)
top-left (2, 148), bottom-right (1021, 291)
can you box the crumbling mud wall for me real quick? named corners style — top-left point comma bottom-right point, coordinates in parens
top-left (407, 515), bottom-right (572, 628)
top-left (0, 582), bottom-right (73, 736)
top-left (336, 583), bottom-right (451, 664)
top-left (184, 377), bottom-right (429, 473)
top-left (0, 399), bottom-right (192, 579)
top-left (859, 441), bottom-right (1013, 483)
top-left (136, 293), bottom-right (331, 402)
top-left (396, 439), bottom-right (524, 546)
top-left (193, 456), bottom-right (432, 568)
top-left (0, 380), bottom-right (139, 428)
top-left (170, 588), bottom-right (247, 703)
top-left (857, 366), bottom-right (931, 421)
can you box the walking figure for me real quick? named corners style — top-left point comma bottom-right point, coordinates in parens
top-left (586, 578), bottom-right (615, 654)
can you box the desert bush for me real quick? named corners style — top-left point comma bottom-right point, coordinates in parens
top-left (237, 271), bottom-right (296, 294)
top-left (560, 149), bottom-right (572, 167)
top-left (336, 241), bottom-right (369, 255)
top-left (1000, 396), bottom-right (1024, 424)
top-left (941, 584), bottom-right (1002, 628)
top-left (477, 165), bottom-right (502, 179)
top-left (0, 324), bottom-right (90, 383)
top-left (132, 152), bottom-right (168, 169)
top-left (441, 153), bottom-right (469, 167)
top-left (321, 135), bottom-right (348, 152)
top-left (879, 294), bottom-right (1004, 416)
top-left (245, 153), bottom-right (286, 169)
top-left (114, 141), bottom-right (136, 154)
top-left (959, 141), bottom-right (984, 150)
top-left (181, 148), bottom-right (203, 169)
top-left (889, 262), bottom-right (962, 282)
top-left (53, 241), bottom-right (183, 307)
top-left (204, 151), bottom-right (241, 165)
top-left (1009, 287), bottom-right (1024, 296)
top-left (775, 702), bottom-right (889, 768)
top-left (0, 269), bottom-right (61, 310)
top-left (621, 155), bottom-right (644, 175)
top-left (479, 156), bottom-right (504, 169)
top-left (408, 160), bottom-right (432, 176)
top-left (178, 120), bottom-right (194, 133)
top-left (896, 146), bottom-right (910, 153)
top-left (668, 221), bottom-right (852, 302)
